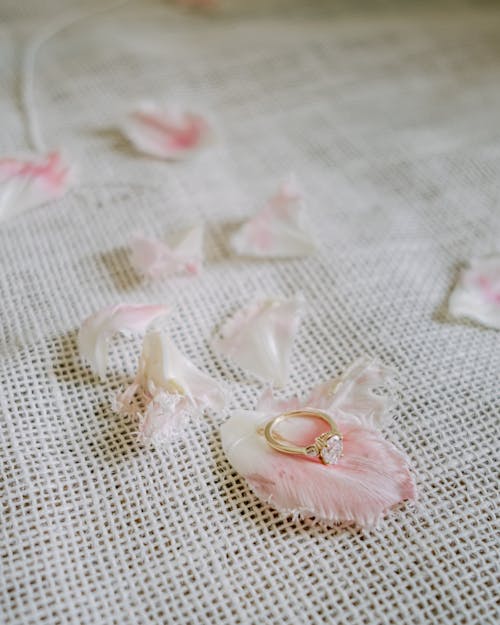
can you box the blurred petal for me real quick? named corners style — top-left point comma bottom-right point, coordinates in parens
top-left (121, 102), bottom-right (211, 160)
top-left (0, 151), bottom-right (71, 222)
top-left (231, 175), bottom-right (316, 258)
top-left (78, 304), bottom-right (169, 378)
top-left (449, 255), bottom-right (500, 329)
top-left (129, 225), bottom-right (204, 279)
top-left (213, 295), bottom-right (305, 387)
top-left (221, 409), bottom-right (415, 528)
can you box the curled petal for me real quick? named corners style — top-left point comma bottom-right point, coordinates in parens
top-left (213, 295), bottom-right (305, 387)
top-left (221, 409), bottom-right (415, 528)
top-left (448, 255), bottom-right (500, 329)
top-left (257, 358), bottom-right (397, 430)
top-left (78, 304), bottom-right (169, 378)
top-left (231, 175), bottom-right (316, 258)
top-left (118, 331), bottom-right (225, 444)
top-left (121, 102), bottom-right (211, 160)
top-left (0, 151), bottom-right (71, 222)
top-left (139, 392), bottom-right (194, 444)
top-left (130, 225), bottom-right (204, 279)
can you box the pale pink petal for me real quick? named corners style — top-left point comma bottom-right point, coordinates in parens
top-left (121, 102), bottom-right (211, 160)
top-left (448, 255), bottom-right (500, 329)
top-left (221, 408), bottom-right (415, 528)
top-left (139, 392), bottom-right (194, 443)
top-left (129, 225), bottom-right (204, 279)
top-left (231, 175), bottom-right (316, 258)
top-left (0, 151), bottom-right (72, 222)
top-left (116, 331), bottom-right (225, 445)
top-left (78, 304), bottom-right (169, 378)
top-left (257, 358), bottom-right (397, 431)
top-left (213, 296), bottom-right (305, 387)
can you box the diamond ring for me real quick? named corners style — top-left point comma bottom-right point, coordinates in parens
top-left (263, 409), bottom-right (343, 465)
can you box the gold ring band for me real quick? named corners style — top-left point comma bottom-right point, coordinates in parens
top-left (264, 409), bottom-right (343, 465)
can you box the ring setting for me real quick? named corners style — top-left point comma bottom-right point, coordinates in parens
top-left (264, 409), bottom-right (343, 465)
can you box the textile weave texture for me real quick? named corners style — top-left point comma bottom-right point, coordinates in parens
top-left (1, 1), bottom-right (499, 624)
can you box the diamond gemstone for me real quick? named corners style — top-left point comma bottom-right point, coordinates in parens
top-left (320, 435), bottom-right (343, 465)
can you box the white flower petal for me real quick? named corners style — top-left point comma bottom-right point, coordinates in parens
top-left (115, 331), bottom-right (226, 445)
top-left (213, 295), bottom-right (305, 387)
top-left (231, 175), bottom-right (316, 258)
top-left (138, 331), bottom-right (225, 411)
top-left (78, 304), bottom-right (169, 378)
top-left (448, 255), bottom-right (500, 329)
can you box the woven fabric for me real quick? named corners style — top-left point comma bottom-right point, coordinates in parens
top-left (1, 2), bottom-right (499, 624)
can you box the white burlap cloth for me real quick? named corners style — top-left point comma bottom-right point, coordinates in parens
top-left (1, 1), bottom-right (499, 623)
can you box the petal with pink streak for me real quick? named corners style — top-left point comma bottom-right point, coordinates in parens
top-left (221, 408), bottom-right (415, 528)
top-left (230, 175), bottom-right (316, 258)
top-left (120, 102), bottom-right (211, 160)
top-left (213, 295), bottom-right (305, 387)
top-left (448, 255), bottom-right (500, 329)
top-left (78, 303), bottom-right (169, 378)
top-left (129, 225), bottom-right (204, 280)
top-left (0, 152), bottom-right (72, 222)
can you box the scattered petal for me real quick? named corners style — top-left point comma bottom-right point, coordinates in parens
top-left (129, 225), bottom-right (204, 279)
top-left (78, 304), bottom-right (169, 378)
top-left (256, 357), bottom-right (397, 430)
top-left (117, 331), bottom-right (225, 444)
top-left (0, 151), bottom-right (71, 222)
top-left (448, 255), bottom-right (500, 329)
top-left (231, 175), bottom-right (316, 258)
top-left (221, 358), bottom-right (416, 527)
top-left (221, 364), bottom-right (415, 528)
top-left (121, 102), bottom-right (211, 160)
top-left (213, 295), bottom-right (305, 387)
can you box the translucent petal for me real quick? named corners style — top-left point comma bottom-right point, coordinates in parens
top-left (213, 296), bottom-right (305, 387)
top-left (0, 152), bottom-right (71, 222)
top-left (231, 175), bottom-right (316, 258)
top-left (129, 225), bottom-right (204, 279)
top-left (120, 331), bottom-right (225, 444)
top-left (78, 304), bottom-right (169, 378)
top-left (120, 102), bottom-right (211, 160)
top-left (448, 255), bottom-right (500, 329)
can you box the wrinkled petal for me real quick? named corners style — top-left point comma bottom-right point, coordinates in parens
top-left (213, 295), bottom-right (305, 387)
top-left (121, 102), bottom-right (211, 160)
top-left (448, 255), bottom-right (500, 329)
top-left (139, 392), bottom-right (194, 443)
top-left (221, 409), bottom-right (415, 528)
top-left (0, 151), bottom-right (71, 222)
top-left (130, 225), bottom-right (204, 279)
top-left (116, 331), bottom-right (225, 445)
top-left (256, 358), bottom-right (397, 430)
top-left (231, 175), bottom-right (316, 258)
top-left (78, 304), bottom-right (169, 378)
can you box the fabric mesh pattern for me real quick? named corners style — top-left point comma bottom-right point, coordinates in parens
top-left (0, 2), bottom-right (499, 624)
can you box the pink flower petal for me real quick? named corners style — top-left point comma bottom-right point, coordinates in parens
top-left (449, 255), bottom-right (500, 329)
top-left (121, 103), bottom-right (211, 160)
top-left (221, 361), bottom-right (415, 528)
top-left (78, 304), bottom-right (169, 378)
top-left (0, 151), bottom-right (71, 222)
top-left (129, 225), bottom-right (204, 280)
top-left (231, 175), bottom-right (316, 258)
top-left (221, 409), bottom-right (415, 529)
top-left (213, 295), bottom-right (305, 387)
